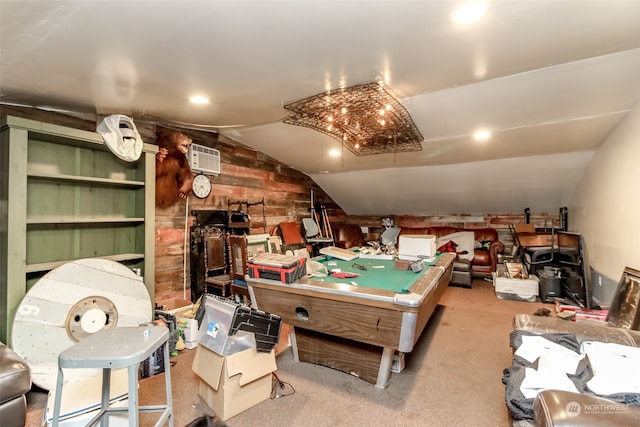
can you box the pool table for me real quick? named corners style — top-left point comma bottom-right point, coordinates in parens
top-left (247, 252), bottom-right (455, 388)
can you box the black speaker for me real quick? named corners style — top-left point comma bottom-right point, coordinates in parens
top-left (538, 269), bottom-right (561, 303)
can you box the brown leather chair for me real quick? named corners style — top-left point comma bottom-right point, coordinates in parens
top-left (0, 341), bottom-right (31, 427)
top-left (400, 226), bottom-right (505, 279)
top-left (512, 273), bottom-right (640, 427)
top-left (534, 389), bottom-right (640, 427)
top-left (332, 223), bottom-right (366, 249)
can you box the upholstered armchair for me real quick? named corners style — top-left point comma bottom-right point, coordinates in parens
top-left (332, 223), bottom-right (366, 249)
top-left (0, 341), bottom-right (31, 427)
top-left (399, 226), bottom-right (505, 278)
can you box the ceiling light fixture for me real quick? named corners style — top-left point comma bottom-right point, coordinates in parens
top-left (474, 130), bottom-right (491, 140)
top-left (452, 2), bottom-right (487, 24)
top-left (189, 95), bottom-right (209, 104)
top-left (283, 82), bottom-right (423, 156)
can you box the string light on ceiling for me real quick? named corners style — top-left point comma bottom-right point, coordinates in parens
top-left (283, 82), bottom-right (423, 156)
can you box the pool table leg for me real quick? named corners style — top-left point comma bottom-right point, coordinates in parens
top-left (376, 347), bottom-right (394, 388)
top-left (290, 328), bottom-right (300, 362)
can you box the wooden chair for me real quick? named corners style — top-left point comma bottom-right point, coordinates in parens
top-left (279, 222), bottom-right (305, 244)
top-left (227, 235), bottom-right (250, 302)
top-left (203, 227), bottom-right (231, 297)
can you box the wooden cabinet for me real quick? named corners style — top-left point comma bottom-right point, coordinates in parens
top-left (0, 115), bottom-right (157, 344)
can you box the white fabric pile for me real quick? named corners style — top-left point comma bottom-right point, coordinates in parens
top-left (516, 335), bottom-right (640, 399)
top-left (581, 341), bottom-right (640, 395)
top-left (515, 335), bottom-right (583, 399)
top-left (435, 231), bottom-right (475, 261)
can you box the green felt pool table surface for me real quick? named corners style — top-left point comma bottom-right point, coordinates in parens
top-left (309, 256), bottom-right (442, 293)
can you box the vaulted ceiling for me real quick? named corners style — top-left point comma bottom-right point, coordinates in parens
top-left (2, 1), bottom-right (639, 215)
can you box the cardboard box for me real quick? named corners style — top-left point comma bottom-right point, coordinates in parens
top-left (398, 235), bottom-right (436, 260)
top-left (504, 262), bottom-right (529, 279)
top-left (155, 298), bottom-right (193, 315)
top-left (192, 344), bottom-right (277, 421)
top-left (493, 265), bottom-right (539, 302)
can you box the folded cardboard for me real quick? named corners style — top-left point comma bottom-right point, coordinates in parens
top-left (192, 344), bottom-right (277, 421)
top-left (44, 369), bottom-right (128, 426)
top-left (44, 399), bottom-right (129, 427)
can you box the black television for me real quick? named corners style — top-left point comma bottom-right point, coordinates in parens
top-left (556, 231), bottom-right (593, 309)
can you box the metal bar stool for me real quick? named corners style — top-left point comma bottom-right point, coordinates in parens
top-left (52, 325), bottom-right (173, 427)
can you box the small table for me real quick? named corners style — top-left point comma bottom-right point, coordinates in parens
top-left (52, 325), bottom-right (173, 427)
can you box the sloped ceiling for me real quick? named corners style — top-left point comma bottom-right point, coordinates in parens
top-left (1, 1), bottom-right (640, 215)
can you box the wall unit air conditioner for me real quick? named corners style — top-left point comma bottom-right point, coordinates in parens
top-left (188, 143), bottom-right (221, 175)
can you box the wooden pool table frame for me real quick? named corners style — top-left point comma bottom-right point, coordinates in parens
top-left (247, 252), bottom-right (455, 388)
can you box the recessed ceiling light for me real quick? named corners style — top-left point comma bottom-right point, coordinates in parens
top-left (452, 3), bottom-right (487, 24)
top-left (474, 130), bottom-right (491, 141)
top-left (189, 95), bottom-right (209, 104)
top-left (329, 149), bottom-right (341, 157)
